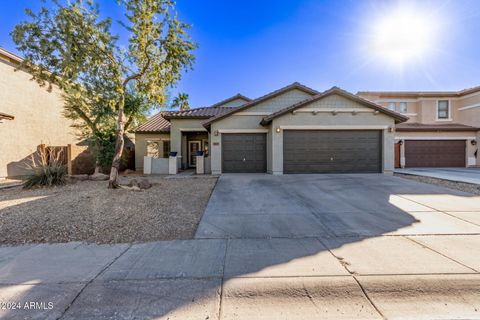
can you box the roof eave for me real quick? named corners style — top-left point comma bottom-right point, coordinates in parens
top-left (163, 115), bottom-right (212, 120)
top-left (135, 129), bottom-right (170, 134)
top-left (260, 87), bottom-right (409, 125)
top-left (203, 82), bottom-right (320, 127)
top-left (396, 127), bottom-right (478, 132)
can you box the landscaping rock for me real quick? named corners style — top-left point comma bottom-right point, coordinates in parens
top-left (70, 174), bottom-right (89, 181)
top-left (138, 178), bottom-right (152, 190)
top-left (89, 173), bottom-right (109, 181)
top-left (127, 178), bottom-right (152, 190)
top-left (127, 179), bottom-right (139, 187)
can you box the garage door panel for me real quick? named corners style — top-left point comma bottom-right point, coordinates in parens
top-left (284, 130), bottom-right (382, 174)
top-left (222, 133), bottom-right (266, 173)
top-left (405, 140), bottom-right (465, 167)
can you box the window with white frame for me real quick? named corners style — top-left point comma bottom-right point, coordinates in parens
top-left (387, 102), bottom-right (396, 111)
top-left (399, 102), bottom-right (407, 113)
top-left (437, 100), bottom-right (450, 119)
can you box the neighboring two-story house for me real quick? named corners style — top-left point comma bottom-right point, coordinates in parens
top-left (357, 88), bottom-right (480, 168)
top-left (0, 47), bottom-right (99, 178)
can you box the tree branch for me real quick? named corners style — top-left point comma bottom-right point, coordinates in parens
top-left (122, 47), bottom-right (152, 87)
top-left (124, 114), bottom-right (134, 131)
top-left (70, 104), bottom-right (97, 133)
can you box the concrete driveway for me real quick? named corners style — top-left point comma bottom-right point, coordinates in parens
top-left (396, 167), bottom-right (480, 184)
top-left (1, 174), bottom-right (480, 319)
top-left (196, 173), bottom-right (480, 238)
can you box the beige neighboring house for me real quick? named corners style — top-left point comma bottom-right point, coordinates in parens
top-left (358, 88), bottom-right (480, 168)
top-left (0, 47), bottom-right (85, 178)
top-left (136, 83), bottom-right (407, 175)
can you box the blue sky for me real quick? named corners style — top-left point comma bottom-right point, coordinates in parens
top-left (1, 0), bottom-right (480, 108)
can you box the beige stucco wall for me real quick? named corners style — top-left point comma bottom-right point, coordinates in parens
top-left (0, 58), bottom-right (80, 177)
top-left (246, 89), bottom-right (312, 113)
top-left (134, 132), bottom-right (170, 170)
top-left (363, 92), bottom-right (480, 127)
top-left (457, 94), bottom-right (480, 127)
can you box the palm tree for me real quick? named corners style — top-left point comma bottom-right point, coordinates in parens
top-left (172, 92), bottom-right (190, 110)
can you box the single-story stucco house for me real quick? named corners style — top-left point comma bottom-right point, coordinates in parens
top-left (135, 82), bottom-right (408, 175)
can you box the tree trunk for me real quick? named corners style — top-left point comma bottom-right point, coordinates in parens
top-left (108, 93), bottom-right (126, 188)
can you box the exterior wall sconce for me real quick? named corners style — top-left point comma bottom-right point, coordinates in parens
top-left (471, 140), bottom-right (477, 146)
top-left (351, 110), bottom-right (358, 115)
top-left (276, 127), bottom-right (281, 133)
top-left (398, 140), bottom-right (403, 145)
top-left (374, 110), bottom-right (380, 115)
top-left (213, 130), bottom-right (219, 136)
top-left (312, 111), bottom-right (318, 115)
top-left (292, 110), bottom-right (297, 115)
top-left (388, 126), bottom-right (394, 133)
top-left (331, 111), bottom-right (338, 116)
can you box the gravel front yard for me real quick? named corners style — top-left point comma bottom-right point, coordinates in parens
top-left (395, 173), bottom-right (480, 195)
top-left (0, 176), bottom-right (217, 244)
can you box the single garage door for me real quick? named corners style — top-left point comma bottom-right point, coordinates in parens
top-left (283, 130), bottom-right (382, 174)
top-left (222, 133), bottom-right (267, 173)
top-left (405, 140), bottom-right (465, 167)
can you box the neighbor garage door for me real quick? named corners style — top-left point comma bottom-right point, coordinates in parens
top-left (405, 140), bottom-right (465, 167)
top-left (283, 130), bottom-right (382, 173)
top-left (222, 133), bottom-right (267, 173)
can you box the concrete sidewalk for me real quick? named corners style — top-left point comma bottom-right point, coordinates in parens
top-left (396, 167), bottom-right (480, 185)
top-left (0, 237), bottom-right (480, 319)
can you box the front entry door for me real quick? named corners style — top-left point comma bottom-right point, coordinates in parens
top-left (188, 141), bottom-right (201, 167)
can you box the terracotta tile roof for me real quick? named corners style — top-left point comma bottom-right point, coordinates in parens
top-left (135, 113), bottom-right (170, 133)
top-left (203, 82), bottom-right (320, 128)
top-left (0, 112), bottom-right (14, 120)
top-left (135, 94), bottom-right (250, 132)
top-left (260, 86), bottom-right (409, 125)
top-left (357, 85), bottom-right (480, 98)
top-left (162, 106), bottom-right (237, 119)
top-left (162, 94), bottom-right (250, 119)
top-left (396, 123), bottom-right (479, 132)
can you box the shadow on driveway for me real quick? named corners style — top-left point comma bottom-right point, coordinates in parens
top-left (1, 174), bottom-right (480, 319)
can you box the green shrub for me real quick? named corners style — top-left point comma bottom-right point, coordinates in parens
top-left (23, 164), bottom-right (67, 189)
top-left (23, 146), bottom-right (67, 189)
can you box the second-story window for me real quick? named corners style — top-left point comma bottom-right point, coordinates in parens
top-left (437, 100), bottom-right (450, 119)
top-left (399, 102), bottom-right (407, 113)
top-left (387, 102), bottom-right (396, 111)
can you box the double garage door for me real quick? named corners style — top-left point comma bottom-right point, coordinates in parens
top-left (221, 131), bottom-right (382, 174)
top-left (284, 130), bottom-right (382, 173)
top-left (404, 140), bottom-right (465, 167)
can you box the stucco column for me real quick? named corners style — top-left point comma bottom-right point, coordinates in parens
top-left (270, 124), bottom-right (283, 175)
top-left (400, 140), bottom-right (406, 168)
top-left (383, 129), bottom-right (395, 174)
